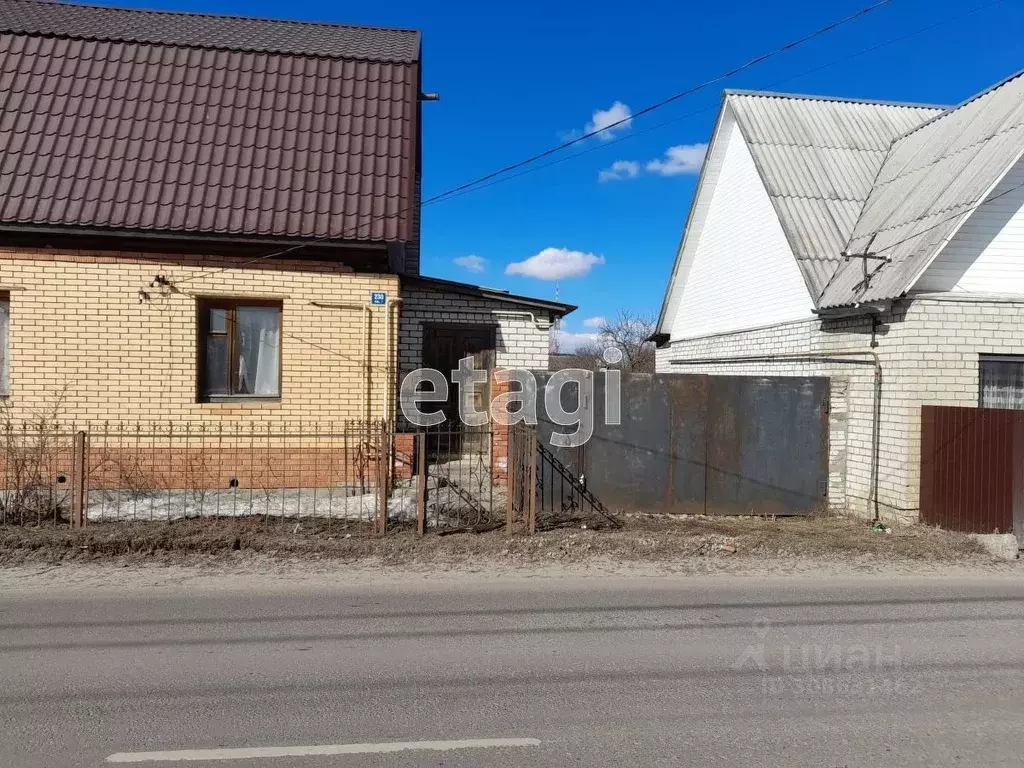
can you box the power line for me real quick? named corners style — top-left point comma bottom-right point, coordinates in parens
top-left (196, 177), bottom-right (1024, 372)
top-left (430, 0), bottom-right (1007, 204)
top-left (422, 0), bottom-right (896, 205)
top-left (160, 0), bottom-right (900, 291)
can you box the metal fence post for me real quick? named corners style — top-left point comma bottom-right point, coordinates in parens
top-left (377, 421), bottom-right (390, 535)
top-left (72, 430), bottom-right (88, 529)
top-left (505, 427), bottom-right (515, 535)
top-left (416, 431), bottom-right (427, 536)
top-left (527, 429), bottom-right (538, 536)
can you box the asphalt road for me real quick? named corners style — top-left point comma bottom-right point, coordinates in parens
top-left (3, 570), bottom-right (1024, 767)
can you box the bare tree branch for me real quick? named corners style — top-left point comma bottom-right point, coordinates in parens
top-left (598, 311), bottom-right (656, 373)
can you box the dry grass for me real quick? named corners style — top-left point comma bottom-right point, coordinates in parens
top-left (0, 512), bottom-right (989, 567)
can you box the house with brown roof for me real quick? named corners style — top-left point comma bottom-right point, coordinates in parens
top-left (0, 0), bottom-right (571, 432)
top-left (654, 71), bottom-right (1024, 526)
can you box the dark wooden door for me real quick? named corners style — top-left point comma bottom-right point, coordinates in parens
top-left (422, 326), bottom-right (496, 455)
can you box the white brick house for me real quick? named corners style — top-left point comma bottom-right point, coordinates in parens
top-left (654, 70), bottom-right (1024, 523)
top-left (399, 276), bottom-right (558, 374)
top-left (393, 275), bottom-right (570, 429)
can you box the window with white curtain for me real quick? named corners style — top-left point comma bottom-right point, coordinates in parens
top-left (979, 355), bottom-right (1024, 410)
top-left (198, 299), bottom-right (281, 400)
top-left (0, 293), bottom-right (8, 396)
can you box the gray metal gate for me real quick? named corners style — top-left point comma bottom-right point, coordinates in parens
top-left (534, 373), bottom-right (828, 515)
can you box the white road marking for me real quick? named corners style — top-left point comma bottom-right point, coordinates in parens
top-left (106, 737), bottom-right (542, 763)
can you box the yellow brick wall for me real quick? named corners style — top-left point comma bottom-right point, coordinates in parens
top-left (0, 248), bottom-right (400, 425)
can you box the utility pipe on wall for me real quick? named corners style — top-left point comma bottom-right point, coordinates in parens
top-left (669, 350), bottom-right (882, 521)
top-left (382, 297), bottom-right (403, 421)
top-left (491, 309), bottom-right (554, 331)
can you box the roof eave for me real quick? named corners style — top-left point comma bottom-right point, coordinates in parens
top-left (0, 222), bottom-right (395, 258)
top-left (403, 275), bottom-right (576, 316)
top-left (723, 88), bottom-right (949, 111)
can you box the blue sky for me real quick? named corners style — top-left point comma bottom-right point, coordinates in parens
top-left (117, 0), bottom-right (1021, 345)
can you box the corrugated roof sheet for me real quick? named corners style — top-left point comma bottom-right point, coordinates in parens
top-left (0, 0), bottom-right (420, 62)
top-left (0, 0), bottom-right (420, 243)
top-left (727, 93), bottom-right (943, 297)
top-left (820, 71), bottom-right (1024, 307)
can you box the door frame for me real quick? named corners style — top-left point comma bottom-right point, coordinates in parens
top-left (421, 323), bottom-right (498, 455)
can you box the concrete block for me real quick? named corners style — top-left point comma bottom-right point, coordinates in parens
top-left (970, 533), bottom-right (1020, 561)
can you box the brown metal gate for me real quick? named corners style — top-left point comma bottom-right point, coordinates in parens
top-left (920, 405), bottom-right (1019, 534)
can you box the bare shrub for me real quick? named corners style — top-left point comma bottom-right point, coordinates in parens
top-left (0, 387), bottom-right (72, 525)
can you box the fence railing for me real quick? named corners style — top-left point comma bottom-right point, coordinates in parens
top-left (0, 424), bottom-right (78, 527)
top-left (1, 421), bottom-right (392, 532)
top-left (0, 420), bottom-right (613, 535)
top-left (507, 423), bottom-right (619, 533)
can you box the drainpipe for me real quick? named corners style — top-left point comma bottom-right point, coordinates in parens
top-left (382, 297), bottom-right (403, 421)
top-left (669, 350), bottom-right (883, 522)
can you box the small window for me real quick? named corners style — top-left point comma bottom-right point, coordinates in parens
top-left (198, 299), bottom-right (281, 400)
top-left (979, 355), bottom-right (1024, 410)
top-left (0, 292), bottom-right (8, 396)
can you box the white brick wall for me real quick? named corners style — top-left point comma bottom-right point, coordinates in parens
top-left (657, 297), bottom-right (1024, 523)
top-left (398, 285), bottom-right (552, 375)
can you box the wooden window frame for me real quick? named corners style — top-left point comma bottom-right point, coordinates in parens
top-left (197, 297), bottom-right (283, 403)
top-left (0, 291), bottom-right (8, 398)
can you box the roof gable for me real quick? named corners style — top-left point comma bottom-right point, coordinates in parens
top-left (657, 91), bottom-right (942, 335)
top-left (819, 70), bottom-right (1024, 307)
top-left (0, 0), bottom-right (420, 244)
top-left (655, 97), bottom-right (732, 336)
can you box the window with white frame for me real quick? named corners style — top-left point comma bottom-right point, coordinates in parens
top-left (979, 355), bottom-right (1024, 410)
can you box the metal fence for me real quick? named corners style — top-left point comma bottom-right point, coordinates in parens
top-left (1, 421), bottom-right (391, 532)
top-left (920, 405), bottom-right (1019, 534)
top-left (0, 419), bottom-right (616, 535)
top-left (0, 424), bottom-right (78, 526)
top-left (397, 424), bottom-right (507, 533)
top-left (507, 422), bottom-right (618, 534)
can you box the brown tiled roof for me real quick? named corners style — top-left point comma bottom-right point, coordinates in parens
top-left (0, 0), bottom-right (420, 62)
top-left (0, 0), bottom-right (420, 244)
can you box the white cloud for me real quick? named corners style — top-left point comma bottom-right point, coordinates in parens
top-left (553, 330), bottom-right (603, 353)
top-left (582, 316), bottom-right (607, 329)
top-left (598, 160), bottom-right (640, 182)
top-left (646, 143), bottom-right (709, 176)
top-left (505, 247), bottom-right (605, 281)
top-left (586, 101), bottom-right (633, 140)
top-left (453, 254), bottom-right (486, 273)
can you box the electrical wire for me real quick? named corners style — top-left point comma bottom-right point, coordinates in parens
top-left (423, 0), bottom-right (897, 205)
top-left (429, 0), bottom-right (1007, 204)
top-left (160, 0), bottom-right (901, 291)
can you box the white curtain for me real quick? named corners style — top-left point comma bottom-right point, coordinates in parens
top-left (235, 306), bottom-right (281, 396)
top-left (254, 324), bottom-right (281, 396)
top-left (979, 357), bottom-right (1024, 410)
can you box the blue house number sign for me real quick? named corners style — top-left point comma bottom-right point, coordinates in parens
top-left (370, 292), bottom-right (387, 306)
